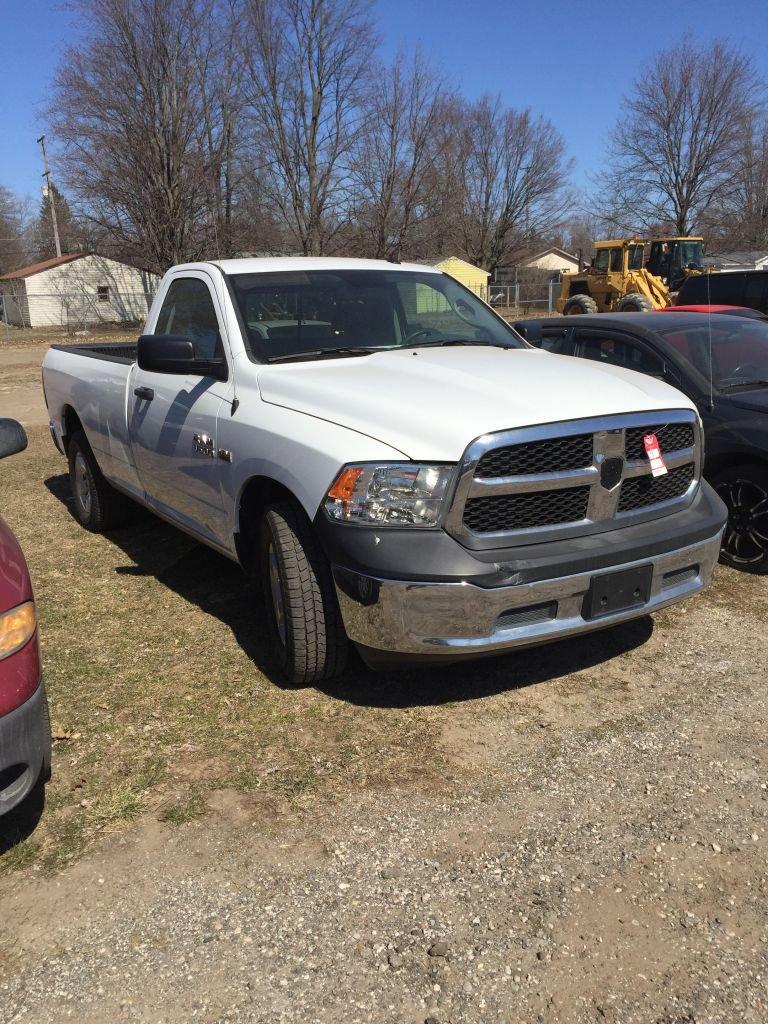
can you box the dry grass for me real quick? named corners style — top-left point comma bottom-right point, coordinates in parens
top-left (0, 429), bottom-right (441, 873)
top-left (0, 323), bottom-right (139, 352)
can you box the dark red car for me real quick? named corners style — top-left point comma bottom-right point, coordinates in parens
top-left (0, 419), bottom-right (51, 816)
top-left (659, 304), bottom-right (768, 320)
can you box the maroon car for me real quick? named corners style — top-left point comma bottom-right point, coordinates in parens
top-left (0, 419), bottom-right (51, 815)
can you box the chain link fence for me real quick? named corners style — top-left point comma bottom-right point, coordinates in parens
top-left (1, 288), bottom-right (156, 337)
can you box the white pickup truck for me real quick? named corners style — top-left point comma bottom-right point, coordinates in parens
top-left (42, 258), bottom-right (727, 682)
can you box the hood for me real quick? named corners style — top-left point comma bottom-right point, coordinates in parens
top-left (727, 388), bottom-right (768, 415)
top-left (257, 347), bottom-right (696, 461)
top-left (0, 514), bottom-right (33, 612)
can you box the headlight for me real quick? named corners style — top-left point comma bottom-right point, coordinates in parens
top-left (0, 601), bottom-right (37, 661)
top-left (324, 464), bottom-right (455, 527)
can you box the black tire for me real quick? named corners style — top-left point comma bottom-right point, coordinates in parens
top-left (562, 294), bottom-right (598, 315)
top-left (258, 500), bottom-right (348, 684)
top-left (712, 464), bottom-right (768, 574)
top-left (617, 292), bottom-right (654, 313)
top-left (67, 430), bottom-right (132, 531)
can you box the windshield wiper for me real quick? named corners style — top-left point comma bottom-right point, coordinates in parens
top-left (266, 346), bottom-right (393, 364)
top-left (408, 339), bottom-right (512, 350)
top-left (719, 378), bottom-right (768, 390)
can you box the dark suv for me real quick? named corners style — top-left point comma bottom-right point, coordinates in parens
top-left (514, 313), bottom-right (768, 574)
top-left (676, 270), bottom-right (768, 314)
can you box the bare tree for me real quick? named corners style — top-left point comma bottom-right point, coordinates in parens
top-left (0, 187), bottom-right (35, 275)
top-left (599, 37), bottom-right (762, 236)
top-left (349, 51), bottom-right (445, 259)
top-left (701, 121), bottom-right (768, 251)
top-left (240, 0), bottom-right (377, 255)
top-left (454, 95), bottom-right (572, 276)
top-left (50, 0), bottom-right (238, 272)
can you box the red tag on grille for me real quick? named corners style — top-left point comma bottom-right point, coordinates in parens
top-left (643, 433), bottom-right (668, 477)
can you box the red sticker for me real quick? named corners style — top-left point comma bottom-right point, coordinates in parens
top-left (643, 433), bottom-right (668, 477)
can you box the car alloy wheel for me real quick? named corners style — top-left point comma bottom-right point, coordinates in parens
top-left (717, 477), bottom-right (768, 566)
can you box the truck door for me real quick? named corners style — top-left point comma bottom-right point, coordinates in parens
top-left (128, 272), bottom-right (233, 549)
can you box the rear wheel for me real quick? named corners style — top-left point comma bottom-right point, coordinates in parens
top-left (617, 293), bottom-right (654, 312)
top-left (713, 464), bottom-right (768, 574)
top-left (562, 294), bottom-right (598, 315)
top-left (258, 500), bottom-right (348, 684)
top-left (67, 431), bottom-right (132, 531)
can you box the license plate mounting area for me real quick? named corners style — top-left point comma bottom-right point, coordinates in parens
top-left (585, 564), bottom-right (653, 619)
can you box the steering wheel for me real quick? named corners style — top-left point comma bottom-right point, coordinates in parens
top-left (732, 362), bottom-right (760, 378)
top-left (404, 328), bottom-right (436, 344)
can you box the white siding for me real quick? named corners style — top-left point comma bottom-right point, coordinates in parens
top-left (525, 252), bottom-right (580, 273)
top-left (21, 255), bottom-right (159, 328)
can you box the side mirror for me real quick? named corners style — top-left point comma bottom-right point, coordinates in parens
top-left (137, 335), bottom-right (227, 380)
top-left (0, 419), bottom-right (28, 460)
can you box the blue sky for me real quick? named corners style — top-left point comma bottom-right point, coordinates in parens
top-left (1, 0), bottom-right (768, 204)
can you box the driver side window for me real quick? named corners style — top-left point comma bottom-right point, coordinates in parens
top-left (155, 278), bottom-right (223, 361)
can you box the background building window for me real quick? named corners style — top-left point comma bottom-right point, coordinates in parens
top-left (97, 286), bottom-right (110, 303)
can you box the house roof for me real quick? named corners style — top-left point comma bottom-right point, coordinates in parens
top-left (706, 251), bottom-right (768, 266)
top-left (420, 256), bottom-right (490, 276)
top-left (0, 252), bottom-right (86, 281)
top-left (524, 246), bottom-right (579, 264)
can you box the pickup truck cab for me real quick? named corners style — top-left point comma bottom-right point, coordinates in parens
top-left (42, 258), bottom-right (727, 683)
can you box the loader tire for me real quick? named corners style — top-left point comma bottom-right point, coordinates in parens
top-left (562, 294), bottom-right (598, 315)
top-left (259, 500), bottom-right (348, 685)
top-left (617, 293), bottom-right (654, 313)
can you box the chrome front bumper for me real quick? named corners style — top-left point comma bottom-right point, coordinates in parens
top-left (333, 530), bottom-right (724, 659)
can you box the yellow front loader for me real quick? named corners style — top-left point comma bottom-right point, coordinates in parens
top-left (556, 239), bottom-right (671, 314)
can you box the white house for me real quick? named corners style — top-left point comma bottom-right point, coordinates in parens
top-left (522, 246), bottom-right (580, 274)
top-left (0, 253), bottom-right (158, 328)
top-left (704, 251), bottom-right (768, 272)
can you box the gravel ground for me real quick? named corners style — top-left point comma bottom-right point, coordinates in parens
top-left (0, 568), bottom-right (766, 1023)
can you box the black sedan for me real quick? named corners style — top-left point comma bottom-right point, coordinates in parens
top-left (514, 313), bottom-right (768, 574)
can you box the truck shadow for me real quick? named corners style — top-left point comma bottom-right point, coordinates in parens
top-left (45, 473), bottom-right (654, 709)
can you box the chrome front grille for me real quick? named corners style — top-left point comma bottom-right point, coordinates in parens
top-left (475, 433), bottom-right (594, 477)
top-left (446, 410), bottom-right (700, 549)
top-left (464, 486), bottom-right (591, 533)
top-left (624, 423), bottom-right (695, 462)
top-left (617, 462), bottom-right (695, 513)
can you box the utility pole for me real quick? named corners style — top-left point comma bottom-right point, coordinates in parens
top-left (37, 135), bottom-right (62, 258)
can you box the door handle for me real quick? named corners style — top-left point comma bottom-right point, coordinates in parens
top-left (134, 386), bottom-right (154, 402)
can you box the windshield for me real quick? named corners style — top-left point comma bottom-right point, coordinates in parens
top-left (657, 318), bottom-right (768, 389)
top-left (628, 244), bottom-right (644, 271)
top-left (679, 241), bottom-right (703, 268)
top-left (229, 269), bottom-right (524, 363)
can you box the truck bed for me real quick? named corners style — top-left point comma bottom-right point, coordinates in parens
top-left (51, 342), bottom-right (138, 365)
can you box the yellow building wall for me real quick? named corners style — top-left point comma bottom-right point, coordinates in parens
top-left (433, 258), bottom-right (489, 299)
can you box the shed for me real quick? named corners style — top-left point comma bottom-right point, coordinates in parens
top-left (523, 246), bottom-right (580, 274)
top-left (0, 253), bottom-right (158, 329)
top-left (421, 257), bottom-right (490, 299)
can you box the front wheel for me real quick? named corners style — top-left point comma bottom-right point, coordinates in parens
top-left (258, 501), bottom-right (348, 684)
top-left (562, 294), bottom-right (598, 315)
top-left (713, 465), bottom-right (768, 574)
top-left (617, 292), bottom-right (654, 313)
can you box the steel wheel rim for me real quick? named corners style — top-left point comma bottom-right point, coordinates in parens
top-left (74, 452), bottom-right (92, 519)
top-left (717, 477), bottom-right (768, 565)
top-left (268, 542), bottom-right (287, 646)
